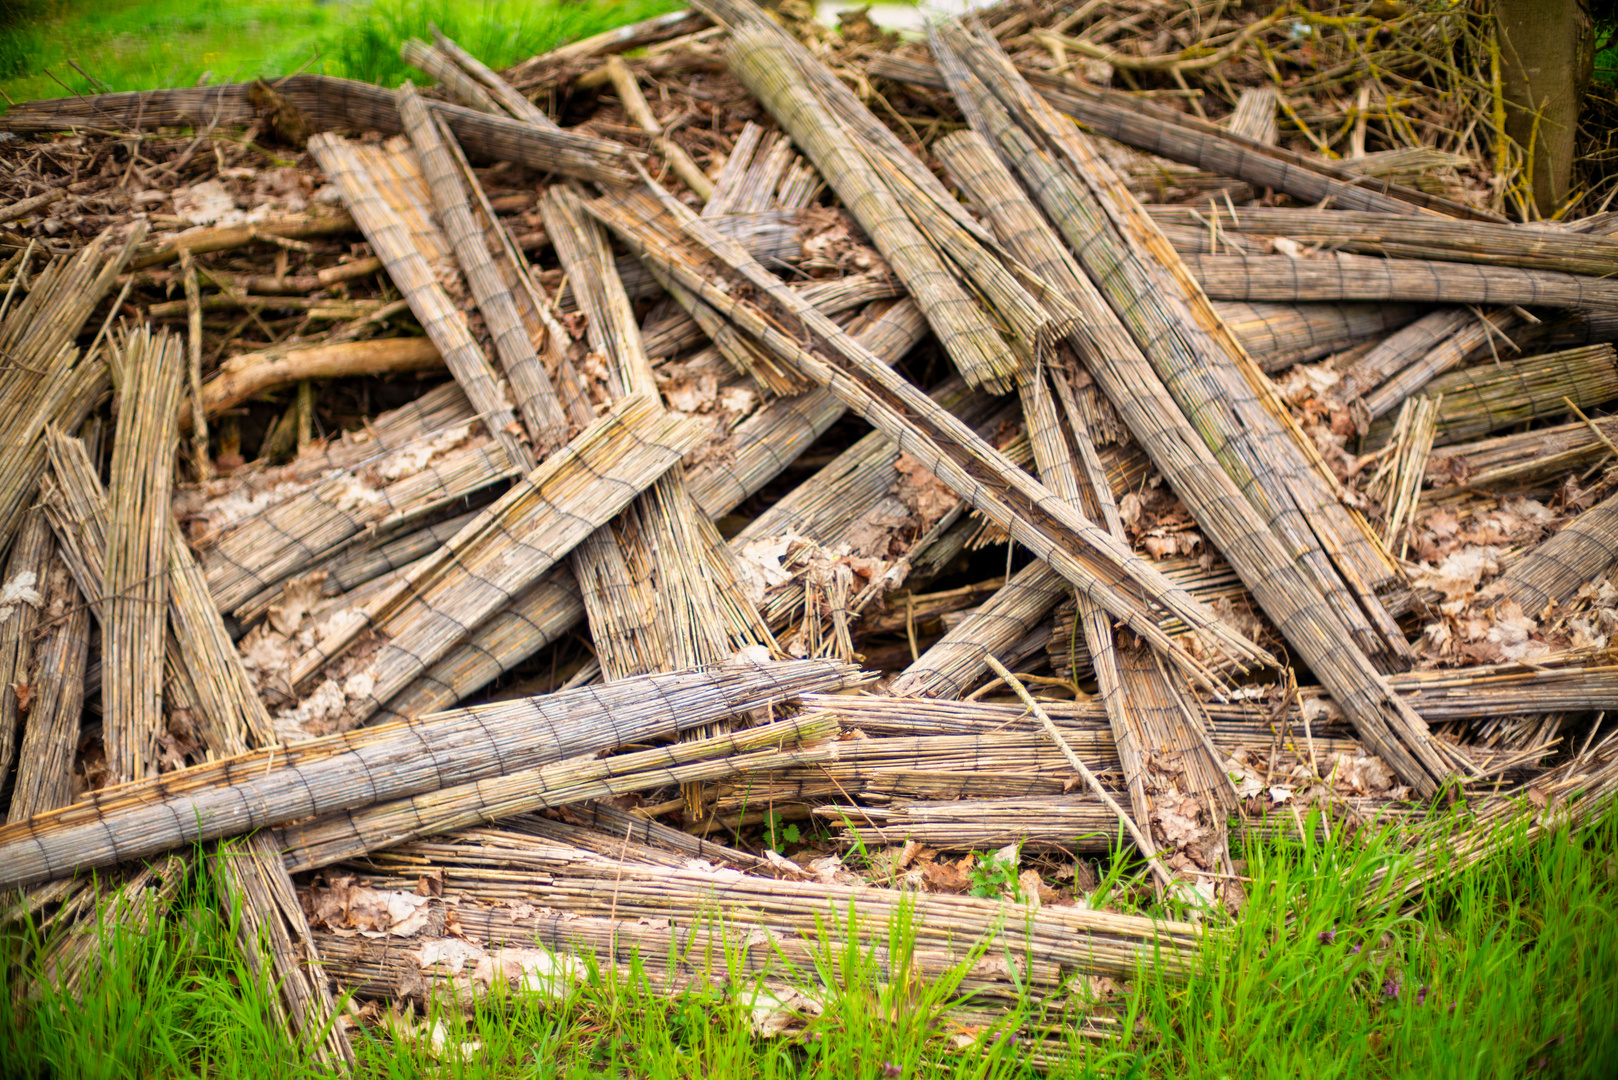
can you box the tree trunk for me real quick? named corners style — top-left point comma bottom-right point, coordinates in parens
top-left (1495, 0), bottom-right (1595, 218)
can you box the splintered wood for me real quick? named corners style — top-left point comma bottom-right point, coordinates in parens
top-left (5, 0), bottom-right (1618, 1057)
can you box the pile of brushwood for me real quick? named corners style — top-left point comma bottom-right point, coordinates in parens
top-left (2, 0), bottom-right (1617, 1063)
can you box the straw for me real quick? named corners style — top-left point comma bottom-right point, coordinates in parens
top-left (399, 86), bottom-right (569, 452)
top-left (0, 658), bottom-right (866, 890)
top-left (307, 131), bottom-right (534, 473)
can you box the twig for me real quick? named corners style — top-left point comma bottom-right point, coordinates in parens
top-left (981, 653), bottom-right (1174, 893)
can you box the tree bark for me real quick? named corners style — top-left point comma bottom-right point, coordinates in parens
top-left (1496, 0), bottom-right (1596, 218)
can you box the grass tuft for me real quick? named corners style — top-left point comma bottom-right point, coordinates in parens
top-left (0, 0), bottom-right (683, 108)
top-left (5, 807), bottom-right (1618, 1078)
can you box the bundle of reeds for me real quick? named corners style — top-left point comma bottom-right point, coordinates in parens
top-left (4, 551), bottom-right (88, 822)
top-left (0, 224), bottom-right (140, 550)
top-left (429, 25), bottom-right (561, 130)
top-left (1188, 253), bottom-right (1618, 311)
top-left (286, 394), bottom-right (707, 721)
top-left (308, 132), bottom-right (533, 472)
top-left (1366, 344), bottom-right (1618, 447)
top-left (102, 327), bottom-right (184, 785)
top-left (1145, 206), bottom-right (1618, 277)
top-left (1490, 492), bottom-right (1618, 616)
top-left (723, 28), bottom-right (1024, 395)
top-left (927, 26), bottom-right (1470, 791)
top-left (1424, 414), bottom-right (1618, 492)
top-left (275, 713), bottom-right (835, 874)
top-left (399, 85), bottom-right (568, 453)
top-left (587, 184), bottom-right (1274, 693)
top-left (1214, 300), bottom-right (1426, 373)
top-left (0, 76), bottom-right (633, 185)
top-left (198, 422), bottom-right (519, 614)
top-left (0, 658), bottom-right (864, 890)
top-left (337, 828), bottom-right (1200, 984)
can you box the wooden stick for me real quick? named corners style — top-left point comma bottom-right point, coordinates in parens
top-left (180, 250), bottom-right (211, 480)
top-left (604, 56), bottom-right (714, 201)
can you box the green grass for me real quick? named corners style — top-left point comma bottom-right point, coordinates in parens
top-left (0, 0), bottom-right (682, 108)
top-left (5, 805), bottom-right (1618, 1079)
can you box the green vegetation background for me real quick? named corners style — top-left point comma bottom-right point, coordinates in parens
top-left (0, 0), bottom-right (682, 107)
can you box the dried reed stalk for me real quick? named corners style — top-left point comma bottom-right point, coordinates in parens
top-left (904, 54), bottom-right (1455, 792)
top-left (5, 554), bottom-right (87, 822)
top-left (287, 395), bottom-right (708, 720)
top-left (725, 27), bottom-right (1022, 394)
top-left (0, 659), bottom-right (862, 889)
top-left (587, 184), bottom-right (1272, 693)
top-left (0, 76), bottom-right (634, 185)
top-left (307, 132), bottom-right (533, 471)
top-left (1145, 206), bottom-right (1618, 277)
top-left (1491, 491), bottom-right (1618, 615)
top-left (1372, 343), bottom-right (1618, 447)
top-left (1186, 253), bottom-right (1618, 310)
top-left (0, 223), bottom-right (141, 548)
top-left (275, 714), bottom-right (836, 874)
top-left (399, 86), bottom-right (568, 452)
top-left (102, 326), bottom-right (183, 785)
top-left (1367, 395), bottom-right (1441, 559)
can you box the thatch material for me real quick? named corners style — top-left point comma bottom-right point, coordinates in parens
top-left (400, 88), bottom-right (569, 453)
top-left (275, 714), bottom-right (835, 874)
top-left (286, 395), bottom-right (707, 721)
top-left (102, 327), bottom-right (184, 785)
top-left (1146, 206), bottom-right (1618, 277)
top-left (932, 23), bottom-right (1403, 666)
top-left (1425, 413), bottom-right (1618, 491)
top-left (0, 509), bottom-right (52, 800)
top-left (5, 551), bottom-right (88, 822)
top-left (37, 428), bottom-right (351, 1064)
top-left (384, 301), bottom-right (929, 723)
top-left (588, 183), bottom-right (1273, 692)
top-left (1367, 395), bottom-right (1441, 559)
top-left (332, 828), bottom-right (1198, 984)
top-left (430, 26), bottom-right (561, 130)
top-left (196, 415), bottom-right (519, 615)
top-left (0, 225), bottom-right (139, 549)
top-left (0, 658), bottom-right (862, 890)
top-left (308, 132), bottom-right (533, 472)
top-left (401, 38), bottom-right (505, 115)
top-left (910, 34), bottom-right (1457, 793)
top-left (1215, 300), bottom-right (1426, 374)
top-left (0, 76), bottom-right (634, 186)
top-left (1187, 252), bottom-right (1618, 310)
top-left (1490, 491), bottom-right (1618, 615)
top-left (725, 30), bottom-right (1020, 394)
top-left (1366, 343), bottom-right (1618, 447)
top-left (861, 51), bottom-right (1495, 221)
